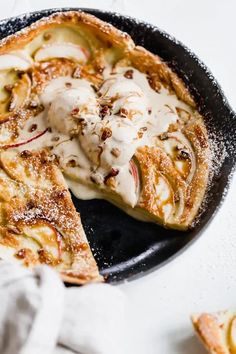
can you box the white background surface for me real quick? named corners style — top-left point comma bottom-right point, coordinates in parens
top-left (1, 1), bottom-right (236, 353)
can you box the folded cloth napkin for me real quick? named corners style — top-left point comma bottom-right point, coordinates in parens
top-left (0, 262), bottom-right (126, 354)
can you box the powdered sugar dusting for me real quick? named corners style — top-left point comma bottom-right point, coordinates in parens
top-left (0, 8), bottom-right (236, 281)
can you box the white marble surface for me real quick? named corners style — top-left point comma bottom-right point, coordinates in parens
top-left (1, 1), bottom-right (236, 353)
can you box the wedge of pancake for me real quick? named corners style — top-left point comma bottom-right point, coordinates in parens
top-left (0, 149), bottom-right (102, 284)
top-left (0, 10), bottom-right (211, 238)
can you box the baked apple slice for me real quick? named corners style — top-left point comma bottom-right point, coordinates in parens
top-left (0, 73), bottom-right (31, 123)
top-left (34, 43), bottom-right (89, 63)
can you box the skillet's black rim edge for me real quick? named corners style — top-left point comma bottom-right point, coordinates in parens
top-left (0, 7), bottom-right (235, 285)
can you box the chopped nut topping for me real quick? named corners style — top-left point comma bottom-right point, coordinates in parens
top-left (124, 69), bottom-right (133, 79)
top-left (137, 131), bottom-right (144, 139)
top-left (28, 101), bottom-right (44, 115)
top-left (111, 148), bottom-right (121, 157)
top-left (98, 97), bottom-right (113, 107)
top-left (159, 132), bottom-right (169, 140)
top-left (101, 127), bottom-right (112, 141)
top-left (97, 66), bottom-right (105, 74)
top-left (71, 107), bottom-right (80, 117)
top-left (177, 149), bottom-right (190, 160)
top-left (26, 201), bottom-right (35, 209)
top-left (104, 168), bottom-right (119, 184)
top-left (100, 105), bottom-right (110, 118)
top-left (119, 108), bottom-right (128, 118)
top-left (147, 75), bottom-right (161, 92)
top-left (28, 124), bottom-right (37, 133)
top-left (51, 136), bottom-right (60, 142)
top-left (43, 32), bottom-right (52, 41)
top-left (20, 150), bottom-right (32, 158)
top-left (15, 249), bottom-right (26, 259)
top-left (67, 159), bottom-right (77, 168)
top-left (28, 100), bottom-right (39, 108)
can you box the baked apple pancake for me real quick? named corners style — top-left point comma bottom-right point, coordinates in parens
top-left (0, 11), bottom-right (211, 278)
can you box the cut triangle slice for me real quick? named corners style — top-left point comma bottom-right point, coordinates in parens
top-left (0, 149), bottom-right (103, 284)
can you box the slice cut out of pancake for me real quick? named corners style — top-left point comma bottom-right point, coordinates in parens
top-left (192, 310), bottom-right (236, 354)
top-left (0, 149), bottom-right (103, 284)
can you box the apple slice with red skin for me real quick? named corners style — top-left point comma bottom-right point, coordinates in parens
top-left (129, 159), bottom-right (139, 193)
top-left (23, 219), bottom-right (63, 261)
top-left (1, 128), bottom-right (49, 150)
top-left (34, 43), bottom-right (90, 63)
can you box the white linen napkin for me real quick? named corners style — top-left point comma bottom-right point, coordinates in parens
top-left (0, 262), bottom-right (126, 354)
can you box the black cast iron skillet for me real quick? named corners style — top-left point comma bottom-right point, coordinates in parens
top-left (0, 8), bottom-right (235, 283)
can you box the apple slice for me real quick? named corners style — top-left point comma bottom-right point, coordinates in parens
top-left (34, 43), bottom-right (89, 63)
top-left (162, 131), bottom-right (196, 184)
top-left (0, 53), bottom-right (31, 71)
top-left (129, 159), bottom-right (139, 193)
top-left (1, 128), bottom-right (48, 150)
top-left (23, 221), bottom-right (62, 261)
top-left (0, 73), bottom-right (31, 123)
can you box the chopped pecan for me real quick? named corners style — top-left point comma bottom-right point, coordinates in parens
top-left (15, 249), bottom-right (26, 259)
top-left (28, 123), bottom-right (37, 132)
top-left (159, 132), bottom-right (169, 140)
top-left (111, 148), bottom-right (121, 157)
top-left (20, 150), bottom-right (32, 158)
top-left (67, 159), bottom-right (77, 168)
top-left (65, 82), bottom-right (72, 88)
top-left (100, 105), bottom-right (110, 118)
top-left (101, 127), bottom-right (112, 141)
top-left (43, 32), bottom-right (52, 41)
top-left (119, 108), bottom-right (128, 118)
top-left (71, 107), bottom-right (80, 117)
top-left (51, 136), bottom-right (60, 142)
top-left (124, 69), bottom-right (133, 79)
top-left (104, 168), bottom-right (119, 184)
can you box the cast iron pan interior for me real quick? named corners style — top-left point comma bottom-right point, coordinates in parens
top-left (0, 8), bottom-right (236, 282)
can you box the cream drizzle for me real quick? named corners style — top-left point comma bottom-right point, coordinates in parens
top-left (13, 65), bottom-right (193, 218)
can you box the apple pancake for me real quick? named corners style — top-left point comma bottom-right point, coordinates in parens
top-left (0, 10), bottom-right (211, 278)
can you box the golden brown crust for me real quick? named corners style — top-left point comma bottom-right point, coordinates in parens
top-left (0, 11), bottom-right (134, 55)
top-left (129, 46), bottom-right (196, 107)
